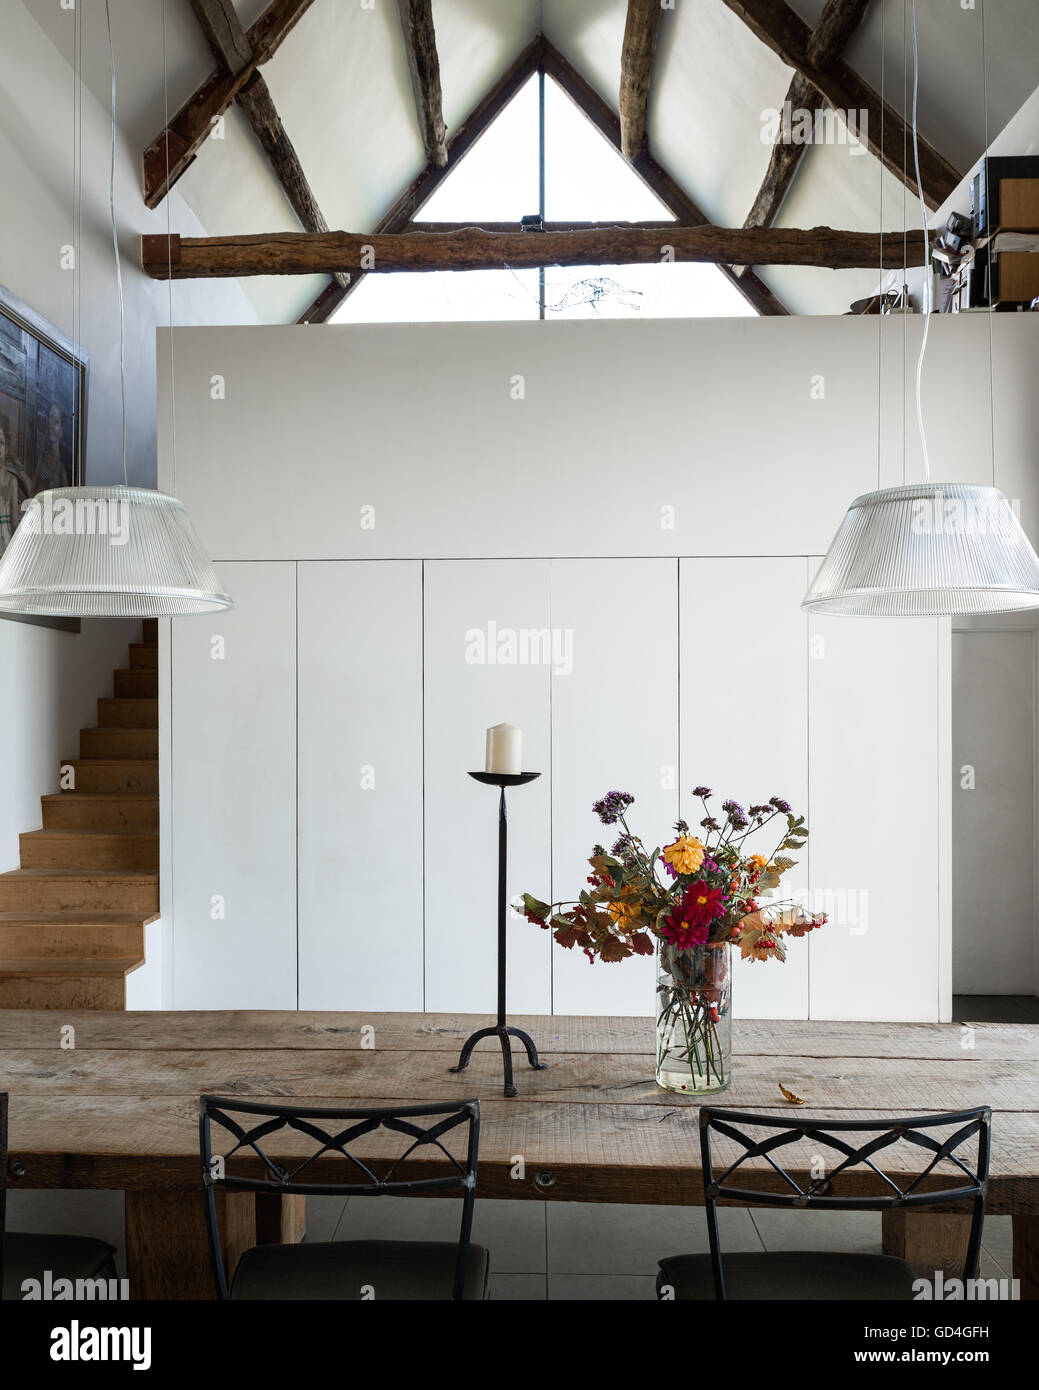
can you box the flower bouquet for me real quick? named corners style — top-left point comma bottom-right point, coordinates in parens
top-left (520, 787), bottom-right (827, 1093)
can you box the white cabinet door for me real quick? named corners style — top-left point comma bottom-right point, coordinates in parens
top-left (297, 562), bottom-right (423, 1010)
top-left (170, 562), bottom-right (297, 1008)
top-left (550, 559), bottom-right (678, 1015)
top-left (423, 561), bottom-right (552, 1013)
top-left (680, 558), bottom-right (811, 1020)
top-left (808, 615), bottom-right (949, 1020)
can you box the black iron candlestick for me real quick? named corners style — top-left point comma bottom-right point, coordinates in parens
top-left (450, 771), bottom-right (548, 1098)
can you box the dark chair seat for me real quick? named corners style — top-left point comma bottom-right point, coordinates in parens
top-left (230, 1238), bottom-right (490, 1301)
top-left (3, 1232), bottom-right (118, 1300)
top-left (658, 1249), bottom-right (919, 1301)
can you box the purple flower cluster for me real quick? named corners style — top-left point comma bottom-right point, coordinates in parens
top-left (611, 833), bottom-right (640, 868)
top-left (592, 790), bottom-right (634, 826)
top-left (722, 799), bottom-right (749, 830)
top-left (692, 786), bottom-right (712, 798)
top-left (769, 796), bottom-right (792, 813)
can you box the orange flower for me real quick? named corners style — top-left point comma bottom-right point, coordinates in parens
top-left (606, 890), bottom-right (640, 924)
top-left (661, 835), bottom-right (705, 876)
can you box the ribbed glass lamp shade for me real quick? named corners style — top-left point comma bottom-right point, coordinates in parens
top-left (0, 486), bottom-right (233, 617)
top-left (803, 483), bottom-right (1039, 617)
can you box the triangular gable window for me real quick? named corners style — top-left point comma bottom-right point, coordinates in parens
top-left (333, 73), bottom-right (755, 324)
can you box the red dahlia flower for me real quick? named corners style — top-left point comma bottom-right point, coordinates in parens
top-left (660, 881), bottom-right (728, 950)
top-left (680, 881), bottom-right (727, 929)
top-left (660, 914), bottom-right (709, 949)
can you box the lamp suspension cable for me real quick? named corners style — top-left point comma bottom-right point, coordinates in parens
top-left (980, 0), bottom-right (996, 489)
top-left (163, 0), bottom-right (178, 500)
top-left (104, 0), bottom-right (128, 488)
top-left (909, 0), bottom-right (931, 483)
top-left (876, 0), bottom-right (885, 492)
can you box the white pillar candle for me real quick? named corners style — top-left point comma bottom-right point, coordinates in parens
top-left (485, 723), bottom-right (523, 775)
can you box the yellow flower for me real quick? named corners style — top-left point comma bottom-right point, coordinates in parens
top-left (662, 835), bottom-right (705, 876)
top-left (748, 853), bottom-right (768, 870)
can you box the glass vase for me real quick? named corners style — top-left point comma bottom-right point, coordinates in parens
top-left (655, 940), bottom-right (732, 1094)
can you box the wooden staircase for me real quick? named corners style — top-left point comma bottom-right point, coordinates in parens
top-left (0, 620), bottom-right (160, 1009)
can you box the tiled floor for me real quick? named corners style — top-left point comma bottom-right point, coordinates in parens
top-left (6, 1189), bottom-right (1016, 1299)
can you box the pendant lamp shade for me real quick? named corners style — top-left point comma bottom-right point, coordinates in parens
top-left (0, 486), bottom-right (233, 617)
top-left (802, 483), bottom-right (1039, 617)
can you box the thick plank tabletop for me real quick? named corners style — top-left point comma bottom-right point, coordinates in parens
top-left (1, 1011), bottom-right (1037, 1212)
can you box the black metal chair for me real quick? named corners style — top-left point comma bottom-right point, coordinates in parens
top-left (0, 1093), bottom-right (118, 1300)
top-left (199, 1095), bottom-right (488, 1300)
top-left (658, 1105), bottom-right (991, 1301)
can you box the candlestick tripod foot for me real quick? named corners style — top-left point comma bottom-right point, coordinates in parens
top-left (506, 1025), bottom-right (549, 1072)
top-left (450, 1024), bottom-right (547, 1099)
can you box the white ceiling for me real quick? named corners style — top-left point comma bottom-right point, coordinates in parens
top-left (19, 0), bottom-right (1039, 321)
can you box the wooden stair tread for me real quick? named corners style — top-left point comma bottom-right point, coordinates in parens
top-left (64, 759), bottom-right (158, 766)
top-left (0, 911), bottom-right (158, 925)
top-left (42, 793), bottom-right (157, 803)
top-left (79, 729), bottom-right (159, 758)
top-left (21, 828), bottom-right (159, 839)
top-left (0, 869), bottom-right (158, 880)
top-left (0, 957), bottom-right (144, 975)
top-left (80, 725), bottom-right (158, 733)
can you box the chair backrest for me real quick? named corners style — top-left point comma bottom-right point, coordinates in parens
top-left (699, 1105), bottom-right (991, 1300)
top-left (199, 1095), bottom-right (481, 1300)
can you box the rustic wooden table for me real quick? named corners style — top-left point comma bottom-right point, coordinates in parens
top-left (2, 1010), bottom-right (1037, 1299)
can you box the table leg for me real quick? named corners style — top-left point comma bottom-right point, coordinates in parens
top-left (882, 1210), bottom-right (976, 1279)
top-left (125, 1189), bottom-right (255, 1301)
top-left (255, 1192), bottom-right (306, 1245)
top-left (1012, 1214), bottom-right (1039, 1300)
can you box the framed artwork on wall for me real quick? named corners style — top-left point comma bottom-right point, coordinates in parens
top-left (0, 281), bottom-right (87, 632)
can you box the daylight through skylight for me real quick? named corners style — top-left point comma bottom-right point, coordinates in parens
top-left (332, 73), bottom-right (756, 325)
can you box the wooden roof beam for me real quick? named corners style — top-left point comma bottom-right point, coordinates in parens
top-left (541, 38), bottom-right (787, 316)
top-left (619, 0), bottom-right (664, 161)
top-left (187, 0), bottom-right (347, 290)
top-left (720, 0), bottom-right (960, 209)
top-left (143, 225), bottom-right (932, 279)
top-left (143, 0), bottom-right (316, 209)
top-left (298, 36), bottom-right (545, 324)
top-left (743, 0), bottom-right (870, 236)
top-left (397, 0), bottom-right (448, 168)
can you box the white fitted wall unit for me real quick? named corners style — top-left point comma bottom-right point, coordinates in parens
top-left (807, 616), bottom-right (951, 1021)
top-left (951, 629), bottom-right (1037, 996)
top-left (550, 558), bottom-right (678, 1015)
top-left (422, 560), bottom-right (553, 1013)
top-left (680, 557), bottom-right (811, 1020)
top-left (298, 561), bottom-right (424, 1011)
top-left (155, 316), bottom-right (1039, 1021)
top-left (168, 562), bottom-right (297, 1009)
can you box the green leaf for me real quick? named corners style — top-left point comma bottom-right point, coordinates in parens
top-left (521, 893), bottom-right (551, 920)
